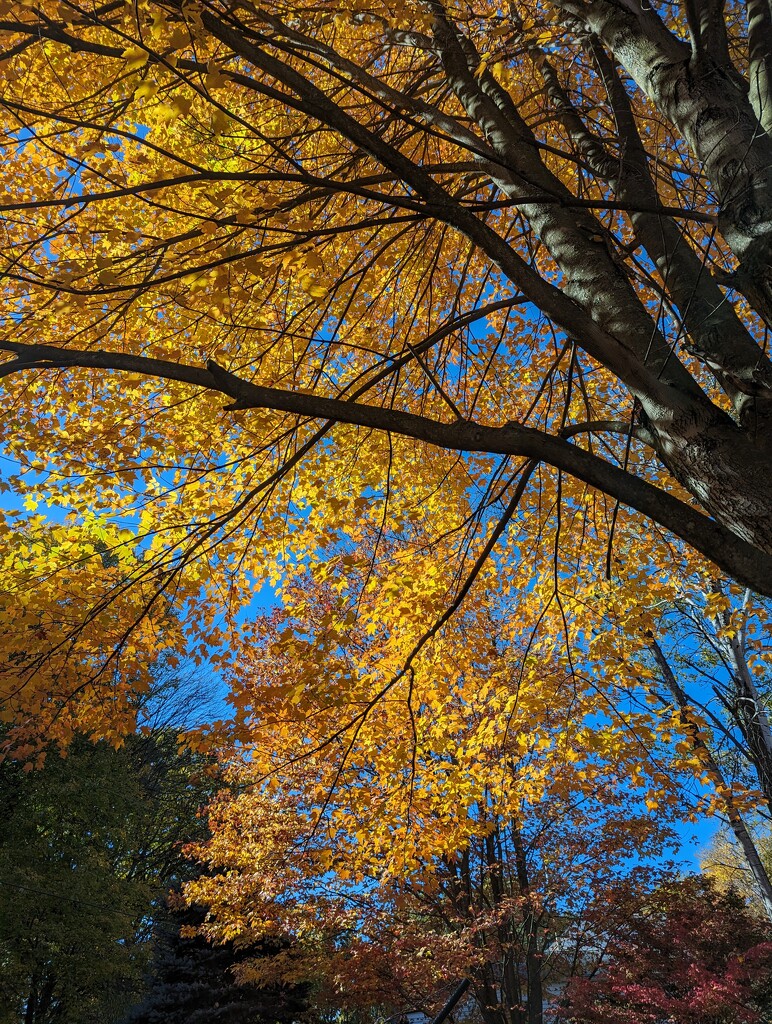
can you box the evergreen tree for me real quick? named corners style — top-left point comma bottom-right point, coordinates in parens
top-left (124, 902), bottom-right (309, 1024)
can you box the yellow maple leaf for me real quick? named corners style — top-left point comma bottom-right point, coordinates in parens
top-left (121, 44), bottom-right (149, 72)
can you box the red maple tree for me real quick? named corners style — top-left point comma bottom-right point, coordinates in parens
top-left (560, 877), bottom-right (772, 1024)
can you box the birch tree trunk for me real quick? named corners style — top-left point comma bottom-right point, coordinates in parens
top-left (650, 638), bottom-right (772, 920)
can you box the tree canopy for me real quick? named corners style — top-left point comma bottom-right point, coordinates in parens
top-left (2, 0), bottom-right (772, 740)
top-left (561, 876), bottom-right (772, 1024)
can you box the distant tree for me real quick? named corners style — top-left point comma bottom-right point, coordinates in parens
top-left (124, 901), bottom-right (309, 1024)
top-left (0, 728), bottom-right (213, 1024)
top-left (559, 876), bottom-right (772, 1024)
top-left (702, 825), bottom-right (772, 918)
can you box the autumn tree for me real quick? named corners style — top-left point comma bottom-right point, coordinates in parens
top-left (0, 513), bottom-right (186, 756)
top-left (183, 581), bottom-right (696, 1024)
top-left (559, 876), bottom-right (772, 1024)
top-left (187, 771), bottom-right (677, 1024)
top-left (703, 824), bottom-right (772, 909)
top-left (580, 581), bottom-right (772, 916)
top-left (3, 0), bottom-right (772, 747)
top-left (651, 589), bottom-right (772, 823)
top-left (4, 9), bottom-right (772, 1013)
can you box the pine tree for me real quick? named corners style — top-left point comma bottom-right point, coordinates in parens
top-left (124, 902), bottom-right (309, 1024)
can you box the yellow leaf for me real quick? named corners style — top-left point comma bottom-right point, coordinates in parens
top-left (211, 108), bottom-right (232, 135)
top-left (134, 80), bottom-right (159, 102)
top-left (148, 9), bottom-right (165, 38)
top-left (167, 25), bottom-right (189, 50)
top-left (121, 44), bottom-right (149, 72)
top-left (303, 252), bottom-right (324, 273)
top-left (299, 274), bottom-right (327, 300)
top-left (156, 96), bottom-right (192, 122)
top-left (205, 69), bottom-right (228, 91)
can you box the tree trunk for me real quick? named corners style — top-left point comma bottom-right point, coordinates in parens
top-left (512, 826), bottom-right (544, 1024)
top-left (646, 410), bottom-right (772, 554)
top-left (650, 639), bottom-right (772, 920)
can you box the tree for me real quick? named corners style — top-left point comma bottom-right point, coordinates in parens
top-left (1, 0), bottom-right (772, 738)
top-left (0, 727), bottom-right (213, 1024)
top-left (583, 581), bottom-right (772, 918)
top-left (123, 900), bottom-right (309, 1024)
top-left (183, 582), bottom-right (694, 1024)
top-left (0, 513), bottom-right (186, 757)
top-left (4, 9), bottom-right (772, 1012)
top-left (559, 876), bottom-right (772, 1024)
top-left (703, 824), bottom-right (772, 909)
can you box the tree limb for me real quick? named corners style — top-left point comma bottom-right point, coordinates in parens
top-left (1, 340), bottom-right (771, 595)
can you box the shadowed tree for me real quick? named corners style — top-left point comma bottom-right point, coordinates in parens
top-left (0, 725), bottom-right (214, 1024)
top-left (123, 902), bottom-right (310, 1024)
top-left (559, 876), bottom-right (772, 1024)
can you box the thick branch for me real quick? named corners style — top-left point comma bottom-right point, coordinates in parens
top-left (556, 0), bottom-right (772, 311)
top-left (1, 341), bottom-right (771, 595)
top-left (747, 0), bottom-right (772, 136)
top-left (587, 42), bottom-right (772, 420)
top-left (429, 9), bottom-right (702, 398)
top-left (187, 2), bottom-right (703, 415)
top-left (1, 7), bottom-right (707, 414)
